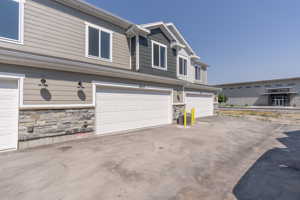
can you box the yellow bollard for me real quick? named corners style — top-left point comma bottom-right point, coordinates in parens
top-left (191, 108), bottom-right (195, 125)
top-left (184, 110), bottom-right (187, 128)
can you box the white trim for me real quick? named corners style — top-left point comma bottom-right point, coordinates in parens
top-left (20, 104), bottom-right (95, 109)
top-left (0, 0), bottom-right (24, 45)
top-left (151, 40), bottom-right (168, 71)
top-left (85, 22), bottom-right (113, 62)
top-left (185, 91), bottom-right (214, 97)
top-left (0, 72), bottom-right (25, 151)
top-left (140, 22), bottom-right (182, 45)
top-left (166, 22), bottom-right (196, 56)
top-left (92, 81), bottom-right (172, 92)
top-left (136, 35), bottom-right (140, 71)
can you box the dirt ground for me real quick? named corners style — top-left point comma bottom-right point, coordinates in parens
top-left (217, 109), bottom-right (300, 125)
top-left (0, 116), bottom-right (300, 200)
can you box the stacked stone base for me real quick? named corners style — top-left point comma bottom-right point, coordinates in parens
top-left (17, 105), bottom-right (190, 149)
top-left (173, 104), bottom-right (186, 122)
top-left (19, 108), bottom-right (95, 143)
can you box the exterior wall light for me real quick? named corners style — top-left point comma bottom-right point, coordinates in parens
top-left (39, 78), bottom-right (48, 87)
top-left (78, 81), bottom-right (85, 89)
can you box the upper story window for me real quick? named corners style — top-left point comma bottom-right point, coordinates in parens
top-left (195, 65), bottom-right (201, 80)
top-left (86, 22), bottom-right (112, 62)
top-left (0, 0), bottom-right (24, 44)
top-left (152, 41), bottom-right (167, 70)
top-left (178, 56), bottom-right (187, 76)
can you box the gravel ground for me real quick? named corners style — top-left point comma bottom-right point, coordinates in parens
top-left (0, 116), bottom-right (299, 200)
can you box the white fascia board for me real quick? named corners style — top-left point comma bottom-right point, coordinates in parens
top-left (93, 81), bottom-right (172, 92)
top-left (140, 22), bottom-right (184, 46)
top-left (166, 22), bottom-right (197, 56)
top-left (126, 25), bottom-right (150, 38)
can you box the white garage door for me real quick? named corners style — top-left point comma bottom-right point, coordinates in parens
top-left (96, 87), bottom-right (172, 135)
top-left (186, 93), bottom-right (214, 118)
top-left (0, 79), bottom-right (19, 151)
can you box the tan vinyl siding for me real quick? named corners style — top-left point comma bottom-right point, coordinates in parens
top-left (23, 78), bottom-right (93, 105)
top-left (0, 63), bottom-right (184, 106)
top-left (0, 0), bottom-right (130, 70)
top-left (0, 64), bottom-right (93, 105)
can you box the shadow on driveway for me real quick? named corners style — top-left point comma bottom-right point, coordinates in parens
top-left (233, 130), bottom-right (300, 200)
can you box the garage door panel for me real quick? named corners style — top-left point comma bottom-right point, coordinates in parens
top-left (98, 103), bottom-right (169, 113)
top-left (0, 79), bottom-right (19, 151)
top-left (98, 110), bottom-right (170, 125)
top-left (99, 118), bottom-right (167, 134)
top-left (96, 87), bottom-right (171, 134)
top-left (186, 94), bottom-right (214, 118)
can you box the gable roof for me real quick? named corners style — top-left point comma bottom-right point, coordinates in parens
top-left (140, 22), bottom-right (184, 45)
top-left (166, 22), bottom-right (197, 56)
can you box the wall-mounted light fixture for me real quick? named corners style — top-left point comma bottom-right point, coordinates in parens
top-left (39, 78), bottom-right (48, 87)
top-left (78, 81), bottom-right (85, 89)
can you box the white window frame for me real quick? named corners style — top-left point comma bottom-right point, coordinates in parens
top-left (151, 40), bottom-right (167, 71)
top-left (177, 55), bottom-right (188, 77)
top-left (85, 22), bottom-right (113, 62)
top-left (0, 0), bottom-right (25, 45)
top-left (195, 65), bottom-right (201, 81)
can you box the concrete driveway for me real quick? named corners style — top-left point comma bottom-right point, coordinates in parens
top-left (0, 116), bottom-right (299, 200)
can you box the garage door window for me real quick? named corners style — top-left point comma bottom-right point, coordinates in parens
top-left (0, 0), bottom-right (24, 43)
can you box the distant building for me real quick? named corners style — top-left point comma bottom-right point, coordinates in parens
top-left (215, 77), bottom-right (300, 107)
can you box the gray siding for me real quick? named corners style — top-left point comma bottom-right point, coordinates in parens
top-left (138, 28), bottom-right (177, 78)
top-left (131, 36), bottom-right (136, 71)
top-left (0, 0), bottom-right (131, 70)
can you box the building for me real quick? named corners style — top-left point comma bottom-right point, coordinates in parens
top-left (215, 77), bottom-right (300, 107)
top-left (0, 0), bottom-right (219, 151)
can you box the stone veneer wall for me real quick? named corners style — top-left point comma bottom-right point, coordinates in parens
top-left (173, 104), bottom-right (186, 121)
top-left (19, 108), bottom-right (95, 141)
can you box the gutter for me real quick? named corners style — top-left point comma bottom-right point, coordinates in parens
top-left (53, 0), bottom-right (133, 29)
top-left (0, 49), bottom-right (220, 92)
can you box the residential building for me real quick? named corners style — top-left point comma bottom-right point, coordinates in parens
top-left (0, 0), bottom-right (219, 151)
top-left (216, 77), bottom-right (300, 107)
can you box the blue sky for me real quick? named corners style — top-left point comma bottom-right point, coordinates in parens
top-left (86, 0), bottom-right (300, 84)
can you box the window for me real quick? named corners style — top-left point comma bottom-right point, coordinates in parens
top-left (195, 65), bottom-right (201, 80)
top-left (86, 23), bottom-right (112, 61)
top-left (0, 0), bottom-right (24, 43)
top-left (152, 41), bottom-right (167, 70)
top-left (178, 56), bottom-right (187, 76)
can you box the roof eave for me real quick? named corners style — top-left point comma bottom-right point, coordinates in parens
top-left (0, 48), bottom-right (217, 92)
top-left (53, 0), bottom-right (133, 29)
